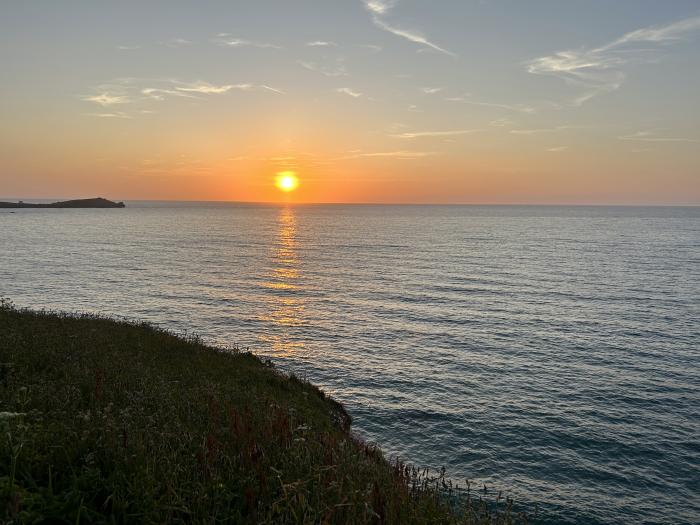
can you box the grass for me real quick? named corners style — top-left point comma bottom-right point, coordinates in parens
top-left (0, 300), bottom-right (524, 524)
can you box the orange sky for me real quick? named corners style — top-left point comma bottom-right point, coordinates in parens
top-left (1, 2), bottom-right (699, 204)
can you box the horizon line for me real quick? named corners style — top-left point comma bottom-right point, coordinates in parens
top-left (2, 197), bottom-right (699, 207)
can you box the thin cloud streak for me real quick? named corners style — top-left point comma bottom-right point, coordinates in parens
top-left (602, 16), bottom-right (700, 48)
top-left (336, 87), bottom-right (363, 98)
top-left (261, 85), bottom-right (285, 95)
top-left (161, 38), bottom-right (192, 48)
top-left (341, 150), bottom-right (437, 159)
top-left (82, 78), bottom-right (284, 116)
top-left (365, 0), bottom-right (395, 15)
top-left (618, 131), bottom-right (699, 143)
top-left (527, 15), bottom-right (700, 105)
top-left (490, 118), bottom-right (515, 127)
top-left (213, 34), bottom-right (281, 49)
top-left (362, 1), bottom-right (455, 57)
top-left (86, 112), bottom-right (133, 119)
top-left (82, 93), bottom-right (130, 106)
top-left (391, 129), bottom-right (478, 139)
top-left (356, 43), bottom-right (383, 52)
top-left (298, 60), bottom-right (348, 77)
top-left (175, 82), bottom-right (253, 94)
top-left (509, 126), bottom-right (576, 135)
top-left (141, 87), bottom-right (196, 100)
top-left (446, 95), bottom-right (535, 113)
top-left (372, 18), bottom-right (455, 56)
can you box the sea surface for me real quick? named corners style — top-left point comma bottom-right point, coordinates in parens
top-left (1, 202), bottom-right (698, 524)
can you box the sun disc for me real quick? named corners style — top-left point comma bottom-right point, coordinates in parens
top-left (275, 172), bottom-right (299, 192)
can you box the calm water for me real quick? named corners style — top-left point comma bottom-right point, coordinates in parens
top-left (2, 203), bottom-right (699, 524)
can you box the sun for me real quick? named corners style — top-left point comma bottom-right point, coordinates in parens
top-left (275, 171), bottom-right (299, 192)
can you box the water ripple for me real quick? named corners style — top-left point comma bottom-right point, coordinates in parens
top-left (1, 203), bottom-right (698, 524)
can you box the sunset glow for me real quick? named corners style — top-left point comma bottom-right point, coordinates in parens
top-left (1, 2), bottom-right (699, 204)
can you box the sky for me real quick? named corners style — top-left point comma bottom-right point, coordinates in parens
top-left (1, 0), bottom-right (699, 204)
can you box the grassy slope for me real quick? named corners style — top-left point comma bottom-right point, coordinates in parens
top-left (0, 303), bottom-right (517, 524)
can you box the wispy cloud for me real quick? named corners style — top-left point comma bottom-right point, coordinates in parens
top-left (116, 45), bottom-right (140, 51)
top-left (261, 85), bottom-right (285, 95)
top-left (547, 146), bottom-right (569, 152)
top-left (446, 94), bottom-right (535, 113)
top-left (342, 150), bottom-right (437, 159)
top-left (490, 117), bottom-right (515, 127)
top-left (509, 125), bottom-right (576, 135)
top-left (141, 87), bottom-right (195, 100)
top-left (421, 87), bottom-right (443, 94)
top-left (161, 38), bottom-right (192, 48)
top-left (336, 87), bottom-right (363, 98)
top-left (527, 15), bottom-right (700, 105)
top-left (86, 111), bottom-right (133, 119)
top-left (213, 34), bottom-right (281, 49)
top-left (82, 78), bottom-right (283, 116)
top-left (618, 131), bottom-right (699, 143)
top-left (175, 82), bottom-right (253, 94)
top-left (307, 41), bottom-right (336, 47)
top-left (147, 80), bottom-right (282, 97)
top-left (365, 0), bottom-right (396, 15)
top-left (372, 17), bottom-right (456, 57)
top-left (391, 129), bottom-right (478, 139)
top-left (82, 93), bottom-right (130, 106)
top-left (298, 60), bottom-right (347, 77)
top-left (372, 18), bottom-right (455, 57)
top-left (356, 43), bottom-right (383, 53)
top-left (602, 16), bottom-right (700, 47)
top-left (362, 1), bottom-right (455, 57)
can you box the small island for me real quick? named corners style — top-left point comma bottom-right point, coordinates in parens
top-left (0, 197), bottom-right (125, 208)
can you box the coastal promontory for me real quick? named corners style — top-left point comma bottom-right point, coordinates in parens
top-left (0, 197), bottom-right (125, 208)
top-left (0, 302), bottom-right (514, 523)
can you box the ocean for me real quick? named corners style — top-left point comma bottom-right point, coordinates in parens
top-left (2, 202), bottom-right (698, 524)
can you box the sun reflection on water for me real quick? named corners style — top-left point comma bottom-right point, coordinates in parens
top-left (258, 207), bottom-right (307, 356)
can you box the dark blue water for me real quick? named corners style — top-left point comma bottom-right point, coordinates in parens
top-left (2, 203), bottom-right (698, 524)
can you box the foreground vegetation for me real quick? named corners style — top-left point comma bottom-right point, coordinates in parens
top-left (0, 300), bottom-right (522, 523)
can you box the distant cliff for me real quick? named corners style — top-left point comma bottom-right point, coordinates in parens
top-left (0, 197), bottom-right (125, 208)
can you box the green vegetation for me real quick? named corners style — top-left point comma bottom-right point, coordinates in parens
top-left (1, 300), bottom-right (521, 524)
